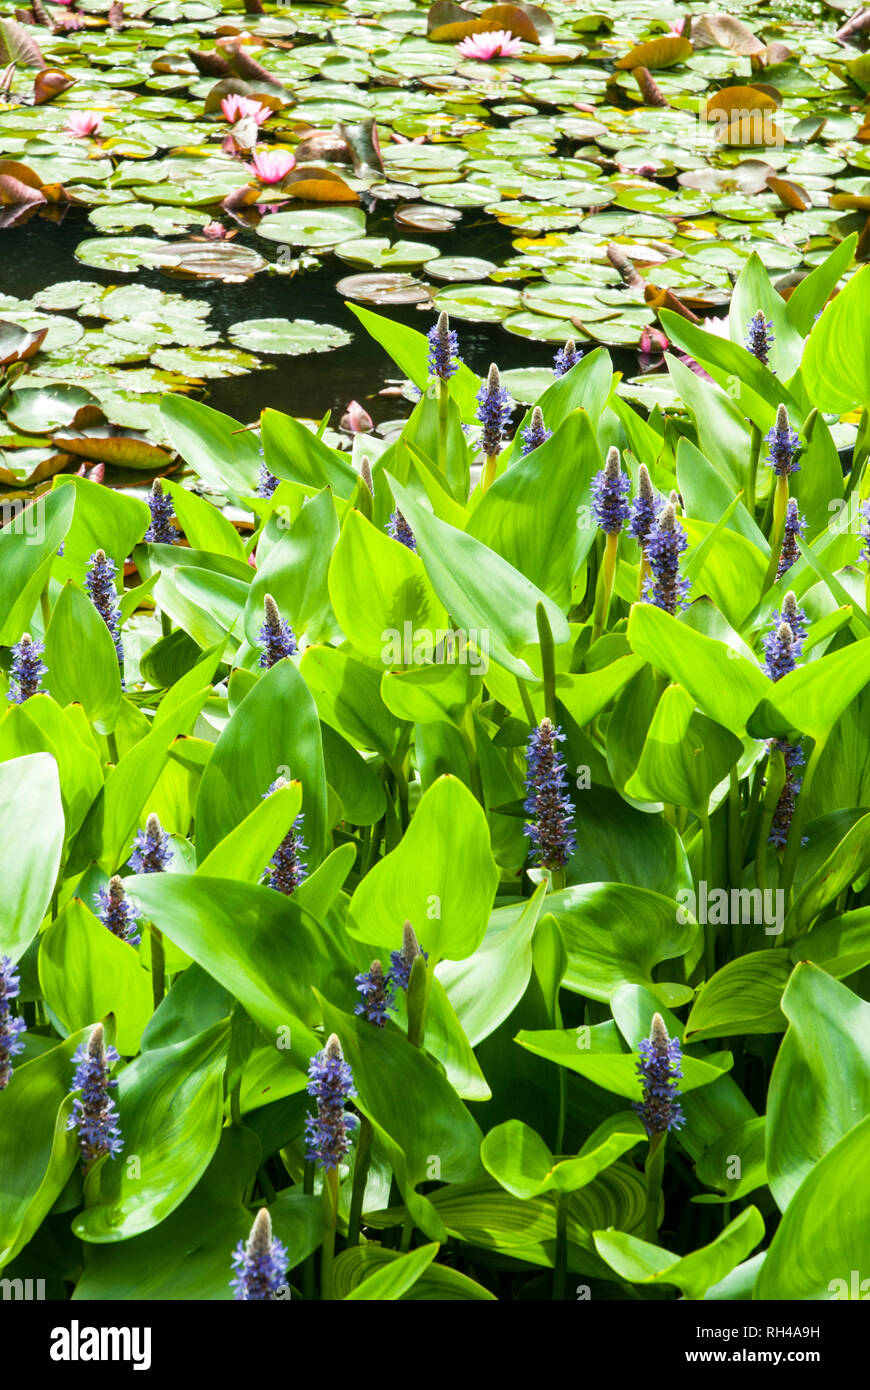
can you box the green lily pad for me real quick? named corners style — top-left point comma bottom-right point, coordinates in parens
top-left (227, 318), bottom-right (352, 354)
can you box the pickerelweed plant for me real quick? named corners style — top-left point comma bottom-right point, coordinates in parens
top-left (4, 238), bottom-right (870, 1306)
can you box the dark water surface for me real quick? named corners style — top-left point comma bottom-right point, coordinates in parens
top-left (8, 200), bottom-right (590, 430)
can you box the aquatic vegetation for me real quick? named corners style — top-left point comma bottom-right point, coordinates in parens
top-left (2, 3), bottom-right (870, 1325)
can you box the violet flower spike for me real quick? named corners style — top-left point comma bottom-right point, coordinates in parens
top-left (262, 778), bottom-right (307, 894)
top-left (230, 1208), bottom-right (289, 1301)
top-left (520, 406), bottom-right (552, 456)
top-left (523, 717), bottom-right (576, 871)
top-left (259, 594), bottom-right (297, 669)
top-left (390, 920), bottom-right (428, 991)
top-left (7, 633), bottom-right (47, 704)
top-left (0, 955), bottom-right (26, 1091)
top-left (128, 812), bottom-right (173, 874)
top-left (354, 959), bottom-right (396, 1026)
top-left (768, 740), bottom-right (805, 848)
top-left (553, 338), bottom-right (582, 377)
top-left (256, 447), bottom-right (278, 499)
top-left (773, 590), bottom-right (808, 645)
top-left (762, 618), bottom-right (801, 682)
top-left (628, 463), bottom-right (663, 546)
top-left (144, 479), bottom-right (176, 544)
top-left (94, 875), bottom-right (140, 946)
top-left (765, 404), bottom-right (800, 477)
top-left (427, 310), bottom-right (461, 382)
top-left (591, 447), bottom-right (630, 534)
top-left (387, 510), bottom-right (416, 553)
top-left (476, 363), bottom-right (512, 459)
top-left (84, 549), bottom-right (124, 671)
top-left (304, 1033), bottom-right (358, 1170)
top-left (643, 503), bottom-right (690, 614)
top-left (66, 1023), bottom-right (123, 1169)
top-left (745, 309), bottom-right (775, 367)
top-left (776, 499), bottom-right (806, 579)
top-left (633, 1013), bottom-right (685, 1136)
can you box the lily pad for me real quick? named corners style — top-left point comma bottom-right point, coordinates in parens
top-left (227, 318), bottom-right (352, 355)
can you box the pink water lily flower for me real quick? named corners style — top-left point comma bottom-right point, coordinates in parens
top-left (201, 221), bottom-right (228, 239)
top-left (245, 149), bottom-right (296, 184)
top-left (66, 112), bottom-right (103, 138)
top-left (456, 29), bottom-right (522, 60)
top-left (220, 94), bottom-right (271, 126)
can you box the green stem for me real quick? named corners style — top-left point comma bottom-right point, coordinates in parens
top-left (644, 1132), bottom-right (667, 1245)
top-left (591, 530), bottom-right (619, 642)
top-left (516, 676), bottom-right (537, 729)
top-left (698, 809), bottom-right (715, 978)
top-left (346, 1116), bottom-right (373, 1248)
top-left (106, 730), bottom-right (119, 764)
top-left (553, 1193), bottom-right (569, 1301)
top-left (745, 423), bottom-right (762, 516)
top-left (780, 736), bottom-right (825, 911)
top-left (150, 923), bottom-right (165, 1011)
top-left (754, 747), bottom-right (784, 897)
top-left (459, 710), bottom-right (484, 804)
top-left (536, 601), bottom-right (557, 726)
top-left (161, 609), bottom-right (172, 638)
top-left (230, 1078), bottom-right (242, 1127)
top-left (762, 474), bottom-right (789, 592)
top-left (728, 767), bottom-right (742, 890)
top-left (481, 450), bottom-right (497, 493)
top-left (406, 955), bottom-right (433, 1050)
top-left (40, 583), bottom-right (51, 632)
top-left (399, 1215), bottom-right (414, 1254)
top-left (302, 1162), bottom-right (316, 1300)
top-left (321, 1167), bottom-right (339, 1302)
top-left (437, 378), bottom-right (449, 479)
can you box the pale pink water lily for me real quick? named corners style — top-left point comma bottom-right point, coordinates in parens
top-left (220, 94), bottom-right (271, 126)
top-left (201, 221), bottom-right (228, 239)
top-left (341, 400), bottom-right (373, 433)
top-left (66, 112), bottom-right (103, 138)
top-left (456, 29), bottom-right (522, 60)
top-left (245, 149), bottom-right (296, 184)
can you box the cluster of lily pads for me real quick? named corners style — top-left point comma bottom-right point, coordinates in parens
top-left (2, 222), bottom-right (870, 1300)
top-left (4, 0), bottom-right (870, 471)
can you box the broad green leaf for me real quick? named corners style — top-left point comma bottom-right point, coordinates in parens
top-left (300, 644), bottom-right (410, 759)
top-left (0, 486), bottom-right (74, 645)
top-left (482, 1113), bottom-right (645, 1199)
top-left (516, 1026), bottom-right (731, 1098)
top-left (754, 1115), bottom-right (870, 1299)
top-left (38, 899), bottom-right (152, 1056)
top-left (44, 581), bottom-right (123, 734)
top-left (625, 684), bottom-right (743, 814)
top-left (685, 952), bottom-right (791, 1042)
top-left (766, 963), bottom-right (870, 1212)
top-left (801, 262), bottom-right (870, 411)
top-left (344, 1243), bottom-right (439, 1300)
top-left (347, 774), bottom-right (498, 962)
top-left (594, 1206), bottom-right (765, 1300)
top-left (332, 1244), bottom-right (495, 1300)
top-left (261, 407), bottom-right (357, 497)
top-left (0, 752), bottom-right (64, 962)
top-left (195, 657), bottom-right (328, 866)
top-left (196, 778), bottom-right (302, 881)
top-left (160, 394), bottom-right (261, 496)
top-left (244, 488), bottom-right (341, 647)
top-left (75, 1020), bottom-right (231, 1242)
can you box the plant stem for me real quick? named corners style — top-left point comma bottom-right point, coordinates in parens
top-left (150, 924), bottom-right (165, 1011)
top-left (346, 1116), bottom-right (373, 1248)
top-left (302, 1162), bottom-right (316, 1300)
top-left (780, 736), bottom-right (825, 911)
top-left (161, 609), bottom-right (172, 638)
top-left (728, 767), bottom-right (742, 889)
top-left (437, 378), bottom-right (449, 479)
top-left (106, 730), bottom-right (119, 764)
top-left (762, 474), bottom-right (789, 591)
top-left (321, 1167), bottom-right (339, 1301)
top-left (459, 710), bottom-right (484, 804)
top-left (698, 809), bottom-right (715, 977)
top-left (406, 955), bottom-right (432, 1049)
top-left (745, 423), bottom-right (762, 516)
top-left (40, 583), bottom-right (51, 632)
top-left (644, 1132), bottom-right (666, 1245)
top-left (230, 1078), bottom-right (242, 1127)
top-left (481, 451), bottom-right (497, 493)
top-left (591, 530), bottom-right (619, 642)
top-left (553, 1193), bottom-right (569, 1300)
top-left (516, 676), bottom-right (537, 729)
top-left (536, 601), bottom-right (557, 725)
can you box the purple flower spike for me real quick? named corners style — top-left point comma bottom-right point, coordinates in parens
top-left (66, 1023), bottom-right (123, 1169)
top-left (765, 404), bottom-right (800, 477)
top-left (427, 310), bottom-right (461, 382)
top-left (231, 1208), bottom-right (289, 1301)
top-left (262, 777), bottom-right (307, 894)
top-left (591, 447), bottom-right (630, 535)
top-left (745, 309), bottom-right (775, 367)
top-left (476, 363), bottom-right (512, 458)
top-left (354, 959), bottom-right (396, 1026)
top-left (0, 955), bottom-right (26, 1090)
top-left (553, 338), bottom-right (582, 377)
top-left (520, 406), bottom-right (552, 456)
top-left (304, 1033), bottom-right (358, 1170)
top-left (256, 447), bottom-right (278, 499)
top-left (628, 463), bottom-right (664, 546)
top-left (387, 510), bottom-right (416, 552)
top-left (94, 875), bottom-right (140, 946)
top-left (633, 1013), bottom-right (685, 1136)
top-left (643, 503), bottom-right (690, 614)
top-left (523, 717), bottom-right (576, 871)
top-left (389, 920), bottom-right (428, 992)
top-left (259, 594), bottom-right (297, 669)
top-left (145, 479), bottom-right (176, 544)
top-left (7, 633), bottom-right (47, 704)
top-left (762, 619), bottom-right (801, 682)
top-left (776, 499), bottom-right (806, 579)
top-left (85, 549), bottom-right (124, 671)
top-left (129, 813), bottom-right (173, 874)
